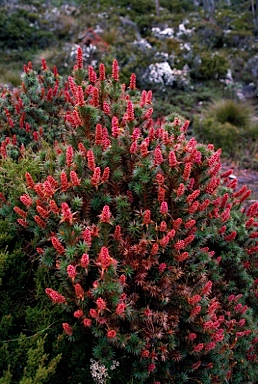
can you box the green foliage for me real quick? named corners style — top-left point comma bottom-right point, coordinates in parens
top-left (193, 99), bottom-right (255, 158)
top-left (0, 9), bottom-right (53, 50)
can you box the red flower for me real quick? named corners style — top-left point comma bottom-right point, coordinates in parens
top-left (51, 236), bottom-right (65, 254)
top-left (66, 145), bottom-right (74, 167)
top-left (99, 205), bottom-right (112, 223)
top-left (107, 329), bottom-right (117, 338)
top-left (14, 206), bottom-right (27, 219)
top-left (129, 73), bottom-right (136, 89)
top-left (87, 150), bottom-right (95, 171)
top-left (112, 60), bottom-right (119, 81)
top-left (83, 318), bottom-right (92, 327)
top-left (76, 46), bottom-right (83, 69)
top-left (192, 361), bottom-right (201, 370)
top-left (147, 363), bottom-right (156, 372)
top-left (174, 240), bottom-right (185, 250)
top-left (74, 283), bottom-right (84, 299)
top-left (176, 183), bottom-right (185, 197)
top-left (160, 201), bottom-right (168, 215)
top-left (67, 265), bottom-right (76, 280)
top-left (101, 167), bottom-right (110, 183)
top-left (74, 310), bottom-right (84, 318)
top-left (91, 167), bottom-right (101, 187)
top-left (154, 147), bottom-right (163, 165)
top-left (82, 228), bottom-right (92, 246)
top-left (81, 253), bottom-right (89, 268)
top-left (96, 297), bottom-right (107, 311)
top-left (99, 63), bottom-right (106, 81)
top-left (62, 323), bottom-right (73, 336)
top-left (45, 288), bottom-right (66, 304)
top-left (143, 209), bottom-right (152, 225)
top-left (70, 171), bottom-right (81, 187)
top-left (20, 194), bottom-right (33, 207)
top-left (116, 303), bottom-right (126, 315)
top-left (193, 343), bottom-right (204, 353)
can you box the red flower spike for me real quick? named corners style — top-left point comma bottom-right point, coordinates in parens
top-left (144, 108), bottom-right (153, 120)
top-left (187, 189), bottom-right (200, 204)
top-left (103, 101), bottom-right (110, 115)
top-left (75, 46), bottom-right (83, 69)
top-left (99, 63), bottom-right (106, 81)
top-left (82, 228), bottom-right (92, 246)
top-left (91, 167), bottom-right (101, 187)
top-left (112, 60), bottom-right (119, 81)
top-left (176, 183), bottom-right (185, 197)
top-left (41, 58), bottom-right (47, 70)
top-left (190, 305), bottom-right (202, 318)
top-left (74, 309), bottom-right (84, 318)
top-left (176, 251), bottom-right (189, 262)
top-left (62, 323), bottom-right (73, 336)
top-left (51, 236), bottom-right (65, 254)
top-left (107, 329), bottom-right (117, 338)
top-left (81, 253), bottom-right (89, 268)
top-left (95, 124), bottom-right (103, 145)
top-left (78, 142), bottom-right (87, 157)
top-left (36, 205), bottom-right (49, 219)
top-left (99, 205), bottom-right (112, 223)
top-left (148, 363), bottom-right (156, 373)
top-left (70, 171), bottom-right (81, 187)
top-left (45, 288), bottom-right (66, 304)
top-left (160, 201), bottom-right (168, 215)
top-left (101, 167), bottom-right (110, 183)
top-left (126, 100), bottom-right (134, 121)
top-left (146, 90), bottom-right (152, 104)
top-left (129, 73), bottom-right (136, 90)
top-left (68, 76), bottom-right (77, 98)
top-left (88, 66), bottom-right (97, 83)
top-left (183, 162), bottom-right (192, 181)
top-left (34, 215), bottom-right (46, 229)
top-left (112, 116), bottom-right (119, 138)
top-left (20, 194), bottom-right (33, 207)
top-left (49, 200), bottom-right (59, 214)
top-left (83, 318), bottom-right (92, 327)
top-left (91, 87), bottom-right (99, 107)
top-left (174, 240), bottom-right (185, 250)
top-left (154, 147), bottom-right (164, 165)
top-left (87, 150), bottom-right (95, 171)
top-left (150, 243), bottom-right (159, 255)
top-left (74, 283), bottom-right (84, 299)
top-left (140, 90), bottom-right (147, 107)
top-left (140, 141), bottom-right (149, 157)
top-left (224, 231), bottom-right (237, 241)
top-left (96, 297), bottom-right (107, 311)
top-left (66, 145), bottom-right (74, 167)
top-left (76, 86), bottom-right (85, 106)
top-left (143, 210), bottom-right (152, 225)
top-left (67, 264), bottom-right (76, 280)
top-left (14, 206), bottom-right (27, 219)
top-left (25, 172), bottom-right (35, 189)
top-left (60, 171), bottom-right (69, 191)
top-left (114, 225), bottom-right (122, 241)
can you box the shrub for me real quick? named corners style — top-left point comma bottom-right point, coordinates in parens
top-left (0, 61), bottom-right (70, 160)
top-left (11, 48), bottom-right (258, 383)
top-left (193, 99), bottom-right (254, 157)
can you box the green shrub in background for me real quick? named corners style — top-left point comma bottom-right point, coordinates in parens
top-left (193, 99), bottom-right (258, 162)
top-left (3, 48), bottom-right (255, 383)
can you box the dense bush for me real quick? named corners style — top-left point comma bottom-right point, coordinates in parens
top-left (1, 48), bottom-right (255, 383)
top-left (0, 61), bottom-right (70, 160)
top-left (193, 99), bottom-right (257, 159)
